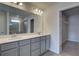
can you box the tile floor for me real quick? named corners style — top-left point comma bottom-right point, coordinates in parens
top-left (43, 41), bottom-right (79, 56)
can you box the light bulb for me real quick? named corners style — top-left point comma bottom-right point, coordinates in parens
top-left (35, 9), bottom-right (38, 12)
top-left (38, 10), bottom-right (41, 13)
top-left (18, 2), bottom-right (23, 6)
top-left (33, 8), bottom-right (43, 15)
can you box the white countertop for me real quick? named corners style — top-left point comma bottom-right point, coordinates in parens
top-left (0, 33), bottom-right (50, 44)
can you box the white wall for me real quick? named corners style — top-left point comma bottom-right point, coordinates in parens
top-left (68, 15), bottom-right (79, 42)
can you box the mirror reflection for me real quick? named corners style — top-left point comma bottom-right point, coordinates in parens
top-left (9, 13), bottom-right (28, 34)
top-left (0, 3), bottom-right (40, 35)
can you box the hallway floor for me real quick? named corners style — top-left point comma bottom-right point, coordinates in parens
top-left (43, 41), bottom-right (79, 56)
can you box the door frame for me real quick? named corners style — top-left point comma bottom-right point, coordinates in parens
top-left (59, 5), bottom-right (79, 53)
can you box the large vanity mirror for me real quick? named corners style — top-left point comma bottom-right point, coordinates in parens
top-left (0, 3), bottom-right (41, 35)
top-left (9, 12), bottom-right (29, 34)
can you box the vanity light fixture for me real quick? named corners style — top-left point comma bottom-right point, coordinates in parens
top-left (33, 8), bottom-right (43, 16)
top-left (40, 11), bottom-right (43, 14)
top-left (35, 9), bottom-right (38, 12)
top-left (38, 10), bottom-right (41, 13)
top-left (18, 2), bottom-right (23, 6)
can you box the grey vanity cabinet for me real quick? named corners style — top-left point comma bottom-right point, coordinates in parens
top-left (46, 39), bottom-right (50, 51)
top-left (46, 35), bottom-right (50, 51)
top-left (31, 42), bottom-right (40, 50)
top-left (1, 48), bottom-right (18, 56)
top-left (31, 49), bottom-right (40, 56)
top-left (31, 42), bottom-right (40, 56)
top-left (19, 39), bottom-right (30, 56)
top-left (0, 35), bottom-right (51, 56)
top-left (40, 36), bottom-right (46, 54)
top-left (20, 45), bottom-right (30, 56)
top-left (31, 37), bottom-right (41, 56)
top-left (0, 42), bottom-right (18, 56)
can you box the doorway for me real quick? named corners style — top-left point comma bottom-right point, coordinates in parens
top-left (60, 6), bottom-right (79, 55)
top-left (30, 19), bottom-right (34, 33)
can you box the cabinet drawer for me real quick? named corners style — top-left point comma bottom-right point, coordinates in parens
top-left (20, 45), bottom-right (30, 56)
top-left (31, 42), bottom-right (40, 51)
top-left (1, 42), bottom-right (18, 51)
top-left (19, 39), bottom-right (30, 46)
top-left (46, 35), bottom-right (50, 39)
top-left (41, 36), bottom-right (46, 40)
top-left (1, 48), bottom-right (18, 56)
top-left (31, 37), bottom-right (40, 43)
top-left (31, 49), bottom-right (40, 56)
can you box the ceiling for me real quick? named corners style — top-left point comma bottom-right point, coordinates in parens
top-left (24, 2), bottom-right (55, 10)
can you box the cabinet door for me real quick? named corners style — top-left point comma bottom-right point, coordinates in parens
top-left (46, 39), bottom-right (50, 51)
top-left (1, 48), bottom-right (18, 56)
top-left (1, 42), bottom-right (18, 51)
top-left (31, 42), bottom-right (40, 51)
top-left (31, 49), bottom-right (40, 56)
top-left (20, 45), bottom-right (30, 56)
top-left (41, 39), bottom-right (46, 54)
top-left (46, 35), bottom-right (50, 51)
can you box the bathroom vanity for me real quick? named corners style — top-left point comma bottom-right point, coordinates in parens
top-left (0, 34), bottom-right (50, 56)
top-left (0, 3), bottom-right (50, 56)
